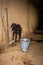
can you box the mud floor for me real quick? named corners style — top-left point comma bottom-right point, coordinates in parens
top-left (0, 33), bottom-right (43, 65)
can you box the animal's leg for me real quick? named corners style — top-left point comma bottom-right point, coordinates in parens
top-left (18, 33), bottom-right (21, 41)
top-left (15, 33), bottom-right (17, 42)
top-left (13, 32), bottom-right (14, 40)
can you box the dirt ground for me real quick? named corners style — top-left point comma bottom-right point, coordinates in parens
top-left (0, 33), bottom-right (43, 65)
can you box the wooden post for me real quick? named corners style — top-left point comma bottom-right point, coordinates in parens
top-left (1, 0), bottom-right (3, 44)
top-left (1, 0), bottom-right (9, 47)
top-left (4, 7), bottom-right (9, 47)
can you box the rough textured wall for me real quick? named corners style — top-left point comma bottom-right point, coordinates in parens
top-left (29, 4), bottom-right (38, 33)
top-left (0, 0), bottom-right (38, 43)
top-left (8, 0), bottom-right (30, 40)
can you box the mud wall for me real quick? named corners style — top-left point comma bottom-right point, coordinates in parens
top-left (0, 0), bottom-right (38, 44)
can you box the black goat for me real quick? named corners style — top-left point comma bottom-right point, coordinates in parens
top-left (11, 23), bottom-right (22, 42)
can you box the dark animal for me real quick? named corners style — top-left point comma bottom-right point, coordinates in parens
top-left (11, 23), bottom-right (22, 42)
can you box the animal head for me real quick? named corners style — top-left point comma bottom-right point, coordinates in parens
top-left (11, 23), bottom-right (16, 31)
top-left (11, 23), bottom-right (16, 27)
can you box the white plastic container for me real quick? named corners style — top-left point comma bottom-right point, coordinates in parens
top-left (20, 38), bottom-right (30, 52)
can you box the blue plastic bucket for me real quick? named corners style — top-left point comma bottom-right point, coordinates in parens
top-left (20, 38), bottom-right (30, 52)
